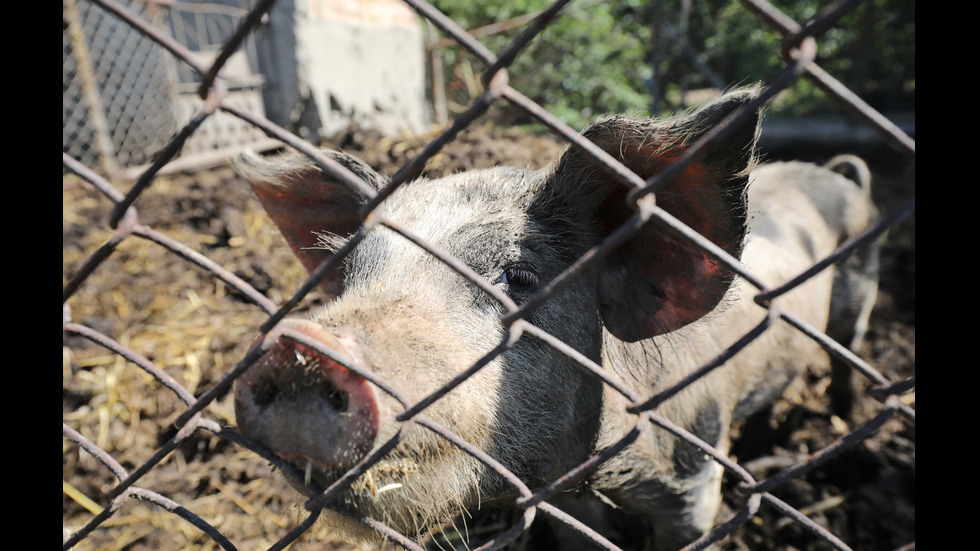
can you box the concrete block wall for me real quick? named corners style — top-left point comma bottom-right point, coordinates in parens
top-left (254, 0), bottom-right (428, 141)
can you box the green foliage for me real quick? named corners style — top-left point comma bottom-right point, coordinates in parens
top-left (430, 0), bottom-right (914, 128)
top-left (433, 0), bottom-right (652, 128)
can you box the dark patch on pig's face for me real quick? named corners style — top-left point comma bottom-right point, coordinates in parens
top-left (671, 399), bottom-right (722, 480)
top-left (440, 219), bottom-right (536, 316)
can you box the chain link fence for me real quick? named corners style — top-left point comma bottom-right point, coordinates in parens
top-left (63, 0), bottom-right (278, 178)
top-left (63, 0), bottom-right (914, 549)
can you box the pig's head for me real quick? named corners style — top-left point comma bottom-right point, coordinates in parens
top-left (233, 89), bottom-right (760, 541)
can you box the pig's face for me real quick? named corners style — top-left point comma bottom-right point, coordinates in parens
top-left (236, 166), bottom-right (607, 539)
top-left (234, 90), bottom-right (760, 542)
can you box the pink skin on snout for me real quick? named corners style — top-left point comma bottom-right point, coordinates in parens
top-left (234, 319), bottom-right (379, 474)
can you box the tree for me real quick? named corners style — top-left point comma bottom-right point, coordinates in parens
top-left (430, 0), bottom-right (914, 128)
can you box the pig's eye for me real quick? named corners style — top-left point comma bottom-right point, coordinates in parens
top-left (497, 265), bottom-right (539, 290)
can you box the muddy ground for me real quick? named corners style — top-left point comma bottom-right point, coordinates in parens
top-left (63, 118), bottom-right (914, 551)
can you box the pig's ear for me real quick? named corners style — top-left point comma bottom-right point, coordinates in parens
top-left (550, 89), bottom-right (761, 342)
top-left (235, 150), bottom-right (386, 297)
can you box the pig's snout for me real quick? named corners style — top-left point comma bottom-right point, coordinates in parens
top-left (234, 319), bottom-right (379, 473)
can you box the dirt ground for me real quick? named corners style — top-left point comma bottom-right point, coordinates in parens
top-left (63, 119), bottom-right (914, 551)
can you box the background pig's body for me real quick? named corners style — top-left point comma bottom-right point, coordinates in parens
top-left (591, 160), bottom-right (878, 548)
top-left (233, 90), bottom-right (879, 549)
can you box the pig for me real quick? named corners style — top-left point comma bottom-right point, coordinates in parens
top-left (232, 88), bottom-right (879, 550)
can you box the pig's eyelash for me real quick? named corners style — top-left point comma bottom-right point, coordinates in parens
top-left (496, 263), bottom-right (540, 290)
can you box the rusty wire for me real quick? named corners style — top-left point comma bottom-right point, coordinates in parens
top-left (63, 0), bottom-right (915, 550)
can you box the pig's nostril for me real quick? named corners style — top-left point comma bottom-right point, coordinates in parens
top-left (246, 356), bottom-right (349, 413)
top-left (252, 377), bottom-right (279, 407)
top-left (323, 383), bottom-right (349, 412)
top-left (251, 372), bottom-right (349, 412)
